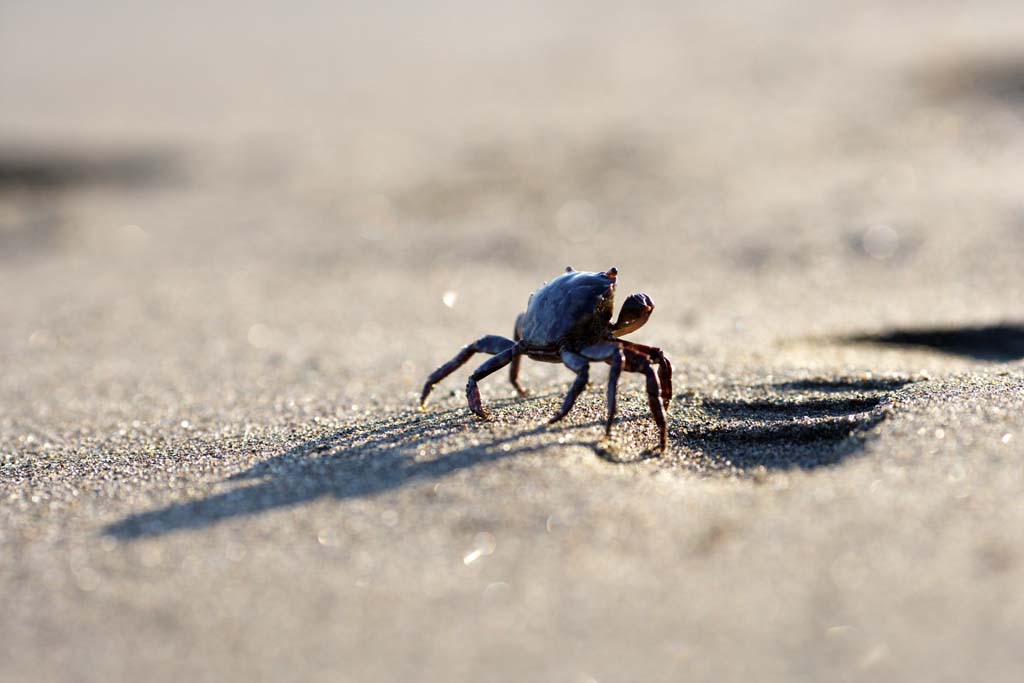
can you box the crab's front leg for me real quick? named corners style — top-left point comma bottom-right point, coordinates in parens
top-left (580, 342), bottom-right (624, 436)
top-left (547, 350), bottom-right (590, 424)
top-left (619, 340), bottom-right (673, 410)
top-left (579, 341), bottom-right (667, 450)
top-left (622, 347), bottom-right (668, 451)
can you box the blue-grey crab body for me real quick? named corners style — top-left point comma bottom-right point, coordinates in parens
top-left (420, 266), bottom-right (675, 451)
top-left (519, 270), bottom-right (616, 352)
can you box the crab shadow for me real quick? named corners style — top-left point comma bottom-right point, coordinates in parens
top-left (668, 377), bottom-right (913, 471)
top-left (104, 393), bottom-right (585, 540)
top-left (105, 378), bottom-right (914, 537)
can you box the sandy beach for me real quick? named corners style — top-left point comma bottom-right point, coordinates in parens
top-left (3, 2), bottom-right (1024, 681)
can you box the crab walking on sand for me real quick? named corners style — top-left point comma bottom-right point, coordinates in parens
top-left (421, 267), bottom-right (674, 451)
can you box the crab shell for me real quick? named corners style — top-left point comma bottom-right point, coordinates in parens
top-left (520, 269), bottom-right (617, 350)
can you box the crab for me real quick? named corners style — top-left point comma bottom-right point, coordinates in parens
top-left (420, 267), bottom-right (673, 451)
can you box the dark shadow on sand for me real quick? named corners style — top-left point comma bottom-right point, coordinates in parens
top-left (667, 377), bottom-right (909, 471)
top-left (1, 146), bottom-right (187, 259)
top-left (105, 394), bottom-right (583, 540)
top-left (0, 146), bottom-right (184, 193)
top-left (773, 377), bottom-right (914, 393)
top-left (106, 376), bottom-right (914, 537)
top-left (925, 53), bottom-right (1024, 107)
top-left (845, 324), bottom-right (1024, 361)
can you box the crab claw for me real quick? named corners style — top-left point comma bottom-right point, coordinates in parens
top-left (604, 267), bottom-right (618, 279)
top-left (612, 292), bottom-right (654, 337)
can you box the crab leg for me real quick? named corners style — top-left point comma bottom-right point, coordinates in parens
top-left (622, 347), bottom-right (668, 451)
top-left (605, 348), bottom-right (624, 435)
top-left (547, 350), bottom-right (590, 424)
top-left (580, 342), bottom-right (624, 436)
top-left (619, 340), bottom-right (673, 409)
top-left (508, 313), bottom-right (528, 397)
top-left (421, 335), bottom-right (518, 407)
top-left (465, 344), bottom-right (521, 419)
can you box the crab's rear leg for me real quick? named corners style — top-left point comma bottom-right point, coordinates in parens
top-left (421, 335), bottom-right (517, 407)
top-left (465, 345), bottom-right (521, 418)
top-left (508, 313), bottom-right (528, 397)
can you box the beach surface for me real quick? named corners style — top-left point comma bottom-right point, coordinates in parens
top-left (3, 2), bottom-right (1024, 681)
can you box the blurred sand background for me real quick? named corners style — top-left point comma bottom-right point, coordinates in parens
top-left (3, 2), bottom-right (1024, 681)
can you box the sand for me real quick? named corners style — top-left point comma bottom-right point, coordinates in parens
top-left (2, 2), bottom-right (1024, 681)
